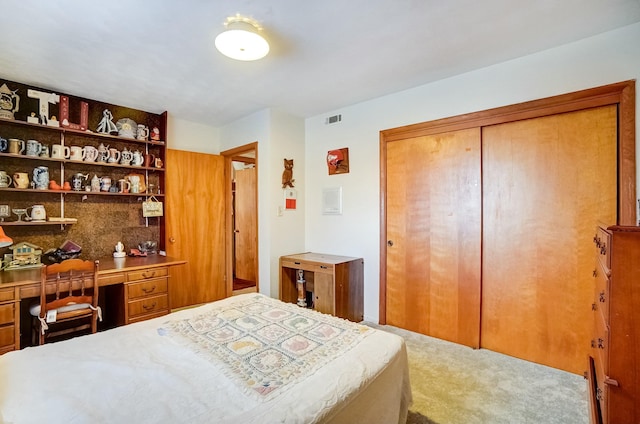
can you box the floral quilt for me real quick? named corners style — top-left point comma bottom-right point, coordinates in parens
top-left (160, 294), bottom-right (371, 400)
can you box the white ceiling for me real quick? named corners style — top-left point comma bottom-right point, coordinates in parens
top-left (1, 0), bottom-right (640, 128)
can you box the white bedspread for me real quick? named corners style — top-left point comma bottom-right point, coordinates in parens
top-left (0, 294), bottom-right (411, 424)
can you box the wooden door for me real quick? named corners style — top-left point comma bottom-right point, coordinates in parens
top-left (386, 127), bottom-right (482, 348)
top-left (234, 167), bottom-right (257, 282)
top-left (481, 105), bottom-right (617, 373)
top-left (165, 149), bottom-right (226, 308)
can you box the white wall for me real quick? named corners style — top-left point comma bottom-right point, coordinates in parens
top-left (167, 115), bottom-right (220, 154)
top-left (219, 109), bottom-right (305, 297)
top-left (304, 22), bottom-right (640, 323)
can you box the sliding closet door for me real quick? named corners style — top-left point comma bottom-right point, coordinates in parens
top-left (386, 128), bottom-right (481, 348)
top-left (481, 105), bottom-right (617, 373)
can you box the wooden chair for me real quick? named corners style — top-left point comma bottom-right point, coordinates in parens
top-left (30, 259), bottom-right (100, 345)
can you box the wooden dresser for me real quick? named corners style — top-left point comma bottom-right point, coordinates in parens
top-left (279, 253), bottom-right (363, 322)
top-left (587, 225), bottom-right (640, 424)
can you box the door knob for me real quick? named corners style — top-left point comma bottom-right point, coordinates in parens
top-left (169, 237), bottom-right (176, 243)
top-left (387, 240), bottom-right (394, 247)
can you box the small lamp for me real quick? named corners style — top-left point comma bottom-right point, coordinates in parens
top-left (215, 14), bottom-right (269, 61)
top-left (0, 226), bottom-right (13, 248)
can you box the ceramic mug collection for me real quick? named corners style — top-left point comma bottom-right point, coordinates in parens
top-left (1, 137), bottom-right (162, 168)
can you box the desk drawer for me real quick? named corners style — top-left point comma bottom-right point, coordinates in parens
top-left (127, 277), bottom-right (168, 300)
top-left (0, 287), bottom-right (15, 302)
top-left (99, 272), bottom-right (126, 286)
top-left (0, 303), bottom-right (14, 325)
top-left (0, 325), bottom-right (15, 347)
top-left (127, 267), bottom-right (168, 282)
top-left (128, 293), bottom-right (169, 319)
top-left (281, 259), bottom-right (333, 274)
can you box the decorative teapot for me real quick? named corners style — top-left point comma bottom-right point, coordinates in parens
top-left (33, 166), bottom-right (49, 190)
top-left (0, 83), bottom-right (20, 120)
top-left (131, 150), bottom-right (144, 166)
top-left (28, 205), bottom-right (46, 222)
top-left (120, 147), bottom-right (133, 165)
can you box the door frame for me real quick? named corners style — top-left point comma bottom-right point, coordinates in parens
top-left (379, 80), bottom-right (636, 324)
top-left (221, 142), bottom-right (259, 297)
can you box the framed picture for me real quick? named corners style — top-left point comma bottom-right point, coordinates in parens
top-left (327, 148), bottom-right (349, 175)
top-left (322, 187), bottom-right (342, 215)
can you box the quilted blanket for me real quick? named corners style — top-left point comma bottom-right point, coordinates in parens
top-left (160, 294), bottom-right (371, 400)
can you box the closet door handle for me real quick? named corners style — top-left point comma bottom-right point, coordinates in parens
top-left (387, 240), bottom-right (394, 247)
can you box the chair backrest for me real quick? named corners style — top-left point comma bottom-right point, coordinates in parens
top-left (39, 259), bottom-right (99, 318)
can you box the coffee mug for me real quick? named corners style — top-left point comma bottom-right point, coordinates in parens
top-left (0, 137), bottom-right (8, 152)
top-left (83, 145), bottom-right (99, 162)
top-left (118, 178), bottom-right (131, 193)
top-left (70, 145), bottom-right (84, 161)
top-left (39, 144), bottom-right (50, 158)
top-left (137, 124), bottom-right (149, 141)
top-left (8, 138), bottom-right (25, 155)
top-left (26, 139), bottom-right (42, 157)
top-left (100, 176), bottom-right (112, 192)
top-left (12, 172), bottom-right (29, 189)
top-left (0, 171), bottom-right (12, 188)
top-left (51, 144), bottom-right (70, 159)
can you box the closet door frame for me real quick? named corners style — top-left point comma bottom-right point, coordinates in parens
top-left (379, 80), bottom-right (635, 324)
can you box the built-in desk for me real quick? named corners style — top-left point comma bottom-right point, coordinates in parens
top-left (0, 255), bottom-right (186, 353)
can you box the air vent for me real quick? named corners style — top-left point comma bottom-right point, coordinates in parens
top-left (325, 114), bottom-right (342, 125)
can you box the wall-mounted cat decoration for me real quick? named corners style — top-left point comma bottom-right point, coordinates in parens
top-left (282, 158), bottom-right (295, 188)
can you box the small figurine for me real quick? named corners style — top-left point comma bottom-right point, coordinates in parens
top-left (282, 158), bottom-right (295, 188)
top-left (97, 109), bottom-right (118, 134)
top-left (113, 241), bottom-right (126, 258)
top-left (150, 126), bottom-right (161, 141)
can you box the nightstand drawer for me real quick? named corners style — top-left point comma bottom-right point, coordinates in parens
top-left (281, 259), bottom-right (333, 274)
top-left (127, 293), bottom-right (169, 319)
top-left (127, 267), bottom-right (168, 282)
top-left (127, 277), bottom-right (168, 300)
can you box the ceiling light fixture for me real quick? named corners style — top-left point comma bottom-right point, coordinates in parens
top-left (215, 14), bottom-right (269, 61)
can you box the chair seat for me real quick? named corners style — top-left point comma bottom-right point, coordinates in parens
top-left (29, 302), bottom-right (93, 317)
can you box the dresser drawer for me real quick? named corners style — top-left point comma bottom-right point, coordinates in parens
top-left (594, 352), bottom-right (609, 424)
top-left (592, 310), bottom-right (609, 374)
top-left (594, 262), bottom-right (610, 323)
top-left (127, 277), bottom-right (168, 300)
top-left (0, 303), bottom-right (15, 326)
top-left (127, 267), bottom-right (168, 282)
top-left (0, 325), bottom-right (15, 348)
top-left (594, 226), bottom-right (611, 275)
top-left (281, 259), bottom-right (333, 274)
top-left (127, 293), bottom-right (169, 320)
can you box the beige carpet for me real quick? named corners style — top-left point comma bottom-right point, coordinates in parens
top-left (365, 323), bottom-right (589, 424)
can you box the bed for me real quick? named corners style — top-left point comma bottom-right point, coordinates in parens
top-left (0, 293), bottom-right (411, 423)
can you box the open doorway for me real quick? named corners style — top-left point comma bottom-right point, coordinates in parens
top-left (221, 143), bottom-right (258, 296)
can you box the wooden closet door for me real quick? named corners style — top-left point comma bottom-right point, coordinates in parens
top-left (386, 128), bottom-right (482, 348)
top-left (234, 167), bottom-right (257, 283)
top-left (165, 149), bottom-right (226, 308)
top-left (481, 105), bottom-right (617, 373)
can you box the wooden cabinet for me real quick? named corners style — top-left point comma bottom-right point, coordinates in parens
top-left (0, 78), bottom-right (167, 259)
top-left (279, 253), bottom-right (363, 322)
top-left (587, 225), bottom-right (640, 424)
